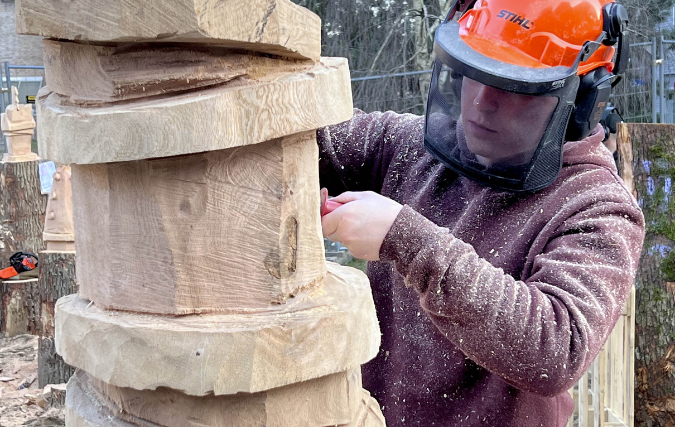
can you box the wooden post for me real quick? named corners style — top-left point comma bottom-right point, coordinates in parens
top-left (18, 1), bottom-right (386, 425)
top-left (616, 123), bottom-right (675, 427)
top-left (38, 164), bottom-right (77, 387)
top-left (0, 160), bottom-right (47, 259)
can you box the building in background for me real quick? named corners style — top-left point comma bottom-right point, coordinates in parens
top-left (1, 0), bottom-right (44, 118)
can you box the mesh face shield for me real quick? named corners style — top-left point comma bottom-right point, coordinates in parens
top-left (424, 21), bottom-right (581, 193)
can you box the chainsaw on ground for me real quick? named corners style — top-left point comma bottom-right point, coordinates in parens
top-left (0, 252), bottom-right (38, 279)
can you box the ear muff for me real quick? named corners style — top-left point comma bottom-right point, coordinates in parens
top-left (565, 67), bottom-right (614, 141)
top-left (602, 123), bottom-right (611, 142)
top-left (564, 2), bottom-right (628, 142)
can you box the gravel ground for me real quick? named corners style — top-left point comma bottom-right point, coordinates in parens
top-left (0, 334), bottom-right (65, 426)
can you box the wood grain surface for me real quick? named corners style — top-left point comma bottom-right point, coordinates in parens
top-left (72, 132), bottom-right (325, 315)
top-left (43, 40), bottom-right (314, 106)
top-left (65, 368), bottom-right (361, 427)
top-left (17, 0), bottom-right (321, 61)
top-left (37, 251), bottom-right (77, 388)
top-left (55, 263), bottom-right (381, 396)
top-left (66, 370), bottom-right (385, 426)
top-left (37, 58), bottom-right (353, 164)
top-left (0, 160), bottom-right (47, 260)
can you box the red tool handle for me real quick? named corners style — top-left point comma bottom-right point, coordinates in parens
top-left (320, 188), bottom-right (344, 217)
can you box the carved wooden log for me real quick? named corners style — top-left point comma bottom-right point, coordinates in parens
top-left (24, 0), bottom-right (386, 424)
top-left (65, 368), bottom-right (362, 427)
top-left (36, 58), bottom-right (352, 165)
top-left (65, 369), bottom-right (385, 427)
top-left (56, 263), bottom-right (380, 396)
top-left (42, 40), bottom-right (314, 106)
top-left (72, 132), bottom-right (325, 315)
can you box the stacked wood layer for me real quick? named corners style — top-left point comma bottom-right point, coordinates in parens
top-left (67, 369), bottom-right (385, 427)
top-left (37, 56), bottom-right (352, 164)
top-left (55, 263), bottom-right (381, 395)
top-left (17, 0), bottom-right (322, 61)
top-left (72, 132), bottom-right (326, 314)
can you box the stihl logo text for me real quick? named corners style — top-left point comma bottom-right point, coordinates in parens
top-left (497, 10), bottom-right (533, 29)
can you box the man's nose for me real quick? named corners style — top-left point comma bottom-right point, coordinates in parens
top-left (473, 83), bottom-right (501, 112)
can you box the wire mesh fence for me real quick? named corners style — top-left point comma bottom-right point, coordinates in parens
top-left (611, 42), bottom-right (654, 123)
top-left (351, 40), bottom-right (667, 127)
top-left (352, 70), bottom-right (429, 115)
top-left (0, 39), bottom-right (668, 125)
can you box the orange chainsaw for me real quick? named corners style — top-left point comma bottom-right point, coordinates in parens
top-left (0, 252), bottom-right (38, 279)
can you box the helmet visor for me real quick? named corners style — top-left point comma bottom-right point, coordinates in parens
top-left (425, 56), bottom-right (576, 192)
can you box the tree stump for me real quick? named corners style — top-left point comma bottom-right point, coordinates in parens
top-left (0, 160), bottom-right (47, 260)
top-left (37, 251), bottom-right (76, 387)
top-left (0, 278), bottom-right (40, 337)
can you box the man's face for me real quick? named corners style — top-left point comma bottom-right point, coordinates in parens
top-left (460, 77), bottom-right (559, 166)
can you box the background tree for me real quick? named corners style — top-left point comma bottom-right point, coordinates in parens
top-left (293, 0), bottom-right (675, 122)
top-left (292, 0), bottom-right (452, 114)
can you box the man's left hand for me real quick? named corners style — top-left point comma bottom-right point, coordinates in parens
top-left (321, 191), bottom-right (403, 261)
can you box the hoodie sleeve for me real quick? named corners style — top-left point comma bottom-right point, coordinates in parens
top-left (379, 173), bottom-right (645, 396)
top-left (317, 109), bottom-right (424, 195)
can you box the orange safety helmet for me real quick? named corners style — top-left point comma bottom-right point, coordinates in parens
top-left (424, 0), bottom-right (629, 193)
top-left (458, 0), bottom-right (617, 76)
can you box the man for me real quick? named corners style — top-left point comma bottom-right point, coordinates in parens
top-left (318, 0), bottom-right (644, 426)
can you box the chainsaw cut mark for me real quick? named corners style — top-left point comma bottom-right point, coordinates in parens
top-left (264, 216), bottom-right (297, 281)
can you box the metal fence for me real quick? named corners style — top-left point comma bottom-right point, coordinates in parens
top-left (351, 69), bottom-right (429, 116)
top-left (0, 62), bottom-right (44, 152)
top-left (0, 62), bottom-right (45, 111)
top-left (1, 38), bottom-right (668, 123)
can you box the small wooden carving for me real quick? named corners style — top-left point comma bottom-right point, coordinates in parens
top-left (43, 165), bottom-right (75, 252)
top-left (1, 87), bottom-right (38, 162)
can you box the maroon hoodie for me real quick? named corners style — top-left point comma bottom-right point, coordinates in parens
top-left (317, 110), bottom-right (645, 427)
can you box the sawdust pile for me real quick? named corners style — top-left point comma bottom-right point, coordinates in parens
top-left (0, 334), bottom-right (65, 426)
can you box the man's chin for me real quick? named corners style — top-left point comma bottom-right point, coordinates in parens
top-left (465, 142), bottom-right (498, 164)
top-left (467, 146), bottom-right (534, 168)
